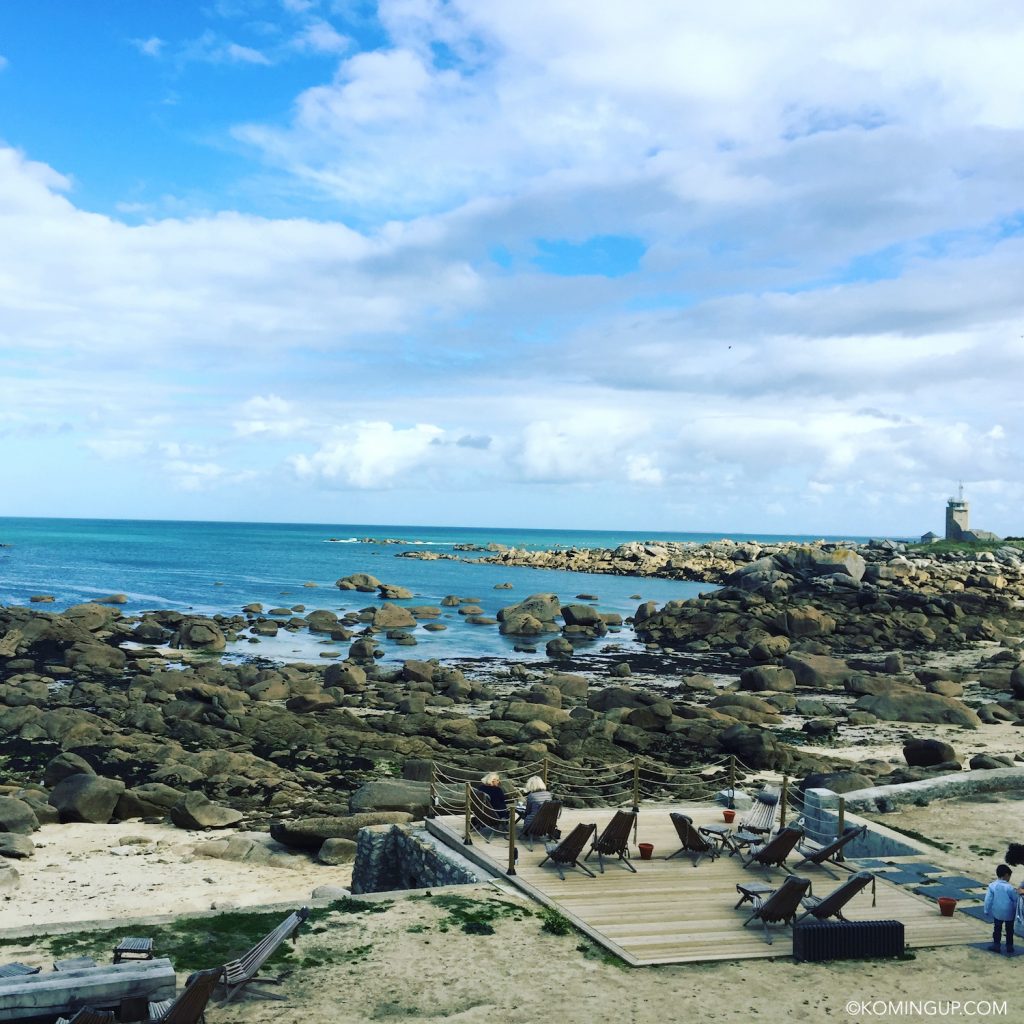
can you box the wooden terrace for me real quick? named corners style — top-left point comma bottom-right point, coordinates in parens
top-left (426, 803), bottom-right (986, 966)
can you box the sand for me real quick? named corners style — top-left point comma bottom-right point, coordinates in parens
top-left (2, 822), bottom-right (351, 930)
top-left (2, 881), bottom-right (1020, 1024)
top-left (2, 799), bottom-right (1022, 1024)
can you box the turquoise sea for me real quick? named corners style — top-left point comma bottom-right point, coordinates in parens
top-left (0, 518), bottom-right (879, 663)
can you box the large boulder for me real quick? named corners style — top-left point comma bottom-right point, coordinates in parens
top-left (63, 603), bottom-right (118, 632)
top-left (64, 641), bottom-right (126, 673)
top-left (173, 618), bottom-right (226, 651)
top-left (348, 780), bottom-right (431, 817)
top-left (855, 692), bottom-right (981, 728)
top-left (498, 594), bottom-right (561, 635)
top-left (371, 603), bottom-right (416, 629)
top-left (49, 774), bottom-right (126, 824)
top-left (739, 666), bottom-right (796, 692)
top-left (43, 752), bottom-right (96, 788)
top-left (170, 792), bottom-right (244, 830)
top-left (0, 833), bottom-right (34, 859)
top-left (318, 838), bottom-right (358, 865)
top-left (785, 547), bottom-right (866, 582)
top-left (336, 573), bottom-right (382, 592)
top-left (773, 607), bottom-right (836, 638)
top-left (903, 738), bottom-right (959, 767)
top-left (799, 771), bottom-right (874, 794)
top-left (305, 610), bottom-right (340, 633)
top-left (783, 652), bottom-right (856, 689)
top-left (0, 797), bottom-right (39, 835)
top-left (270, 813), bottom-right (413, 850)
top-left (560, 605), bottom-right (605, 628)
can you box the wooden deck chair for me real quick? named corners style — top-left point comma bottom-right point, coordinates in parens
top-left (0, 962), bottom-right (40, 978)
top-left (797, 871), bottom-right (875, 923)
top-left (741, 875), bottom-right (811, 944)
top-left (469, 786), bottom-right (510, 842)
top-left (665, 813), bottom-right (720, 866)
top-left (738, 788), bottom-right (780, 834)
top-left (55, 1011), bottom-right (115, 1024)
top-left (539, 823), bottom-right (597, 880)
top-left (742, 826), bottom-right (803, 876)
top-left (148, 966), bottom-right (222, 1023)
top-left (219, 907), bottom-right (309, 1003)
top-left (520, 800), bottom-right (562, 851)
top-left (793, 825), bottom-right (867, 878)
top-left (585, 810), bottom-right (637, 874)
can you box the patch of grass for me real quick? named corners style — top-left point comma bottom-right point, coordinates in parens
top-left (21, 900), bottom-right (393, 974)
top-left (405, 924), bottom-right (428, 934)
top-left (428, 894), bottom-right (532, 935)
top-left (970, 844), bottom-right (997, 857)
top-left (539, 908), bottom-right (573, 936)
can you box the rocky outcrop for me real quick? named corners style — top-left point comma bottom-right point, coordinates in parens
top-left (49, 774), bottom-right (126, 824)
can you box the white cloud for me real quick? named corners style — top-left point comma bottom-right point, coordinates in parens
top-left (290, 421), bottom-right (446, 488)
top-left (233, 395), bottom-right (311, 438)
top-left (131, 37), bottom-right (164, 58)
top-left (290, 20), bottom-right (349, 54)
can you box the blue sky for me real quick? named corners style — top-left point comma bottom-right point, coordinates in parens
top-left (1, 1), bottom-right (1023, 535)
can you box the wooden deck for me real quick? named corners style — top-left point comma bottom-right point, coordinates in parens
top-left (427, 804), bottom-right (986, 966)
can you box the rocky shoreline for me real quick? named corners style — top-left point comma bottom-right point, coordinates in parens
top-left (2, 539), bottom-right (1024, 883)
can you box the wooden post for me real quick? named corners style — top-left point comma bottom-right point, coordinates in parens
top-left (632, 757), bottom-right (640, 842)
top-left (727, 755), bottom-right (736, 809)
top-left (836, 797), bottom-right (846, 860)
top-left (507, 816), bottom-right (517, 875)
top-left (427, 761), bottom-right (437, 819)
top-left (780, 773), bottom-right (788, 829)
top-left (463, 783), bottom-right (472, 845)
top-left (542, 756), bottom-right (549, 789)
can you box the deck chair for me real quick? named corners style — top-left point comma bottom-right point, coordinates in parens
top-left (797, 871), bottom-right (876, 922)
top-left (738, 788), bottom-right (780, 834)
top-left (741, 875), bottom-right (811, 944)
top-left (470, 786), bottom-right (510, 841)
top-left (148, 966), bottom-right (222, 1023)
top-left (55, 1011), bottom-right (115, 1024)
top-left (219, 907), bottom-right (309, 1003)
top-left (0, 962), bottom-right (40, 978)
top-left (665, 813), bottom-right (721, 866)
top-left (793, 825), bottom-right (867, 878)
top-left (585, 810), bottom-right (637, 874)
top-left (520, 800), bottom-right (562, 851)
top-left (539, 823), bottom-right (597, 880)
top-left (742, 826), bottom-right (803, 875)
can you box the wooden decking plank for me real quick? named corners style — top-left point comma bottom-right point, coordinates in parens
top-left (427, 805), bottom-right (987, 966)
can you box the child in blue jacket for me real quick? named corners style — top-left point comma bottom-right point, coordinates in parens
top-left (983, 864), bottom-right (1022, 955)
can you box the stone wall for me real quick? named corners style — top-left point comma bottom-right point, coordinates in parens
top-left (350, 823), bottom-right (489, 894)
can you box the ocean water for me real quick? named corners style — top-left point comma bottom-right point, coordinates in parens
top-left (0, 518), bottom-right (876, 663)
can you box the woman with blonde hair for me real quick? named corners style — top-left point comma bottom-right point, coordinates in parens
top-left (475, 772), bottom-right (509, 823)
top-left (522, 774), bottom-right (553, 829)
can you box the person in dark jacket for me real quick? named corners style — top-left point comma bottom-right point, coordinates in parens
top-left (472, 772), bottom-right (510, 830)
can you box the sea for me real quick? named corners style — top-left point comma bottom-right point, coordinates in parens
top-left (0, 518), bottom-right (880, 665)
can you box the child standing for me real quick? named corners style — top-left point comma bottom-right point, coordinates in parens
top-left (983, 864), bottom-right (1021, 956)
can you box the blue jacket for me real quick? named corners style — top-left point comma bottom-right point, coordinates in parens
top-left (983, 879), bottom-right (1019, 921)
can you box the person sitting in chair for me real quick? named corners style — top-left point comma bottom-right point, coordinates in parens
top-left (473, 772), bottom-right (510, 828)
top-left (522, 775), bottom-right (553, 829)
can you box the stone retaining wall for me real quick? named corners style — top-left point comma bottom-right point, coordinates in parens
top-left (350, 823), bottom-right (489, 894)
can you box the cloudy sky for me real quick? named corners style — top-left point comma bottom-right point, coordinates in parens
top-left (1, 1), bottom-right (1022, 536)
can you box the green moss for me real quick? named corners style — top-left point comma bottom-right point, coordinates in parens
top-left (15, 900), bottom-right (393, 974)
top-left (539, 908), bottom-right (573, 936)
top-left (428, 894), bottom-right (532, 935)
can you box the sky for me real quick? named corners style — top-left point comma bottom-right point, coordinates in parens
top-left (1, 0), bottom-right (1023, 536)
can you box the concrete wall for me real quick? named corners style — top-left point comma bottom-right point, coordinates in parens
top-left (350, 823), bottom-right (490, 894)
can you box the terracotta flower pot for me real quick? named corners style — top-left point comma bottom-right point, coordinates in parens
top-left (937, 897), bottom-right (957, 917)
top-left (723, 809), bottom-right (736, 823)
top-left (638, 842), bottom-right (654, 860)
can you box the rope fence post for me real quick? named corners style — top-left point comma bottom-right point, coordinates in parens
top-left (727, 755), bottom-right (736, 809)
top-left (780, 772), bottom-right (788, 829)
top-left (632, 757), bottom-right (640, 842)
top-left (542, 756), bottom-right (549, 790)
top-left (836, 797), bottom-right (846, 860)
top-left (463, 783), bottom-right (472, 846)
top-left (427, 761), bottom-right (437, 819)
top-left (507, 817), bottom-right (517, 875)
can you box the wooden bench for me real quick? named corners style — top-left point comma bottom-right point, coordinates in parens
top-left (221, 907), bottom-right (309, 1003)
top-left (114, 938), bottom-right (155, 964)
top-left (0, 958), bottom-right (176, 1022)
